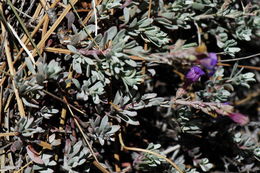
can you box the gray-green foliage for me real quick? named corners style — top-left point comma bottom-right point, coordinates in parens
top-left (14, 117), bottom-right (44, 137)
top-left (156, 0), bottom-right (260, 56)
top-left (176, 106), bottom-right (202, 134)
top-left (127, 17), bottom-right (170, 47)
top-left (111, 91), bottom-right (165, 125)
top-left (67, 26), bottom-right (144, 104)
top-left (232, 130), bottom-right (260, 170)
top-left (97, 0), bottom-right (122, 19)
top-left (38, 106), bottom-right (59, 119)
top-left (62, 140), bottom-right (91, 173)
top-left (111, 90), bottom-right (140, 125)
top-left (89, 115), bottom-right (120, 145)
top-left (1, 0), bottom-right (259, 172)
top-left (32, 154), bottom-right (57, 173)
top-left (132, 143), bottom-right (165, 171)
top-left (198, 66), bottom-right (255, 102)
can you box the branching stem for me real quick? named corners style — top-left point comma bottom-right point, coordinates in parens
top-left (118, 133), bottom-right (184, 173)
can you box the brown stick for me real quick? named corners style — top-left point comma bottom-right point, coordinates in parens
top-left (42, 89), bottom-right (86, 115)
top-left (44, 47), bottom-right (260, 71)
top-left (218, 63), bottom-right (260, 71)
top-left (76, 9), bottom-right (91, 12)
top-left (40, 0), bottom-right (51, 55)
top-left (32, 3), bottom-right (43, 19)
top-left (12, 0), bottom-right (60, 67)
top-left (93, 160), bottom-right (110, 173)
top-left (0, 86), bottom-right (2, 125)
top-left (31, 0), bottom-right (78, 57)
top-left (13, 161), bottom-right (33, 173)
top-left (59, 69), bottom-right (73, 130)
top-left (44, 47), bottom-right (146, 61)
top-left (82, 0), bottom-right (102, 25)
top-left (143, 0), bottom-right (152, 51)
top-left (21, 3), bottom-right (42, 43)
top-left (0, 150), bottom-right (5, 173)
top-left (64, 97), bottom-right (110, 173)
top-left (1, 22), bottom-right (25, 117)
top-left (0, 132), bottom-right (19, 137)
top-left (234, 90), bottom-right (260, 105)
top-left (45, 47), bottom-right (72, 54)
top-left (118, 133), bottom-right (183, 173)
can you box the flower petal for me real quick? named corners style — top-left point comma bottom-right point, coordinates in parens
top-left (199, 52), bottom-right (218, 70)
top-left (228, 113), bottom-right (249, 125)
top-left (186, 66), bottom-right (205, 82)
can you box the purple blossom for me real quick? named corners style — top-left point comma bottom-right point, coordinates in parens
top-left (184, 66), bottom-right (205, 88)
top-left (228, 113), bottom-right (249, 125)
top-left (199, 53), bottom-right (218, 70)
top-left (186, 66), bottom-right (205, 83)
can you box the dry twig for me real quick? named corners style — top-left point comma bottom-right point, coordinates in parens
top-left (118, 133), bottom-right (184, 173)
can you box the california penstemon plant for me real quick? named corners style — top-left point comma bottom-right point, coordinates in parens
top-left (0, 0), bottom-right (259, 172)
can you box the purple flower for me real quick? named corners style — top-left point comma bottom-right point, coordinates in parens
top-left (228, 113), bottom-right (249, 125)
top-left (186, 66), bottom-right (205, 83)
top-left (199, 52), bottom-right (218, 70)
top-left (184, 66), bottom-right (205, 88)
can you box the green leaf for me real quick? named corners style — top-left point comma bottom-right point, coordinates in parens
top-left (123, 7), bottom-right (130, 24)
top-left (67, 45), bottom-right (77, 53)
top-left (22, 97), bottom-right (39, 108)
top-left (191, 3), bottom-right (205, 10)
top-left (25, 57), bottom-right (36, 75)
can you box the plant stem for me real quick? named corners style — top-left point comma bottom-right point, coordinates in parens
top-left (64, 97), bottom-right (110, 173)
top-left (118, 133), bottom-right (184, 173)
top-left (220, 52), bottom-right (260, 62)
